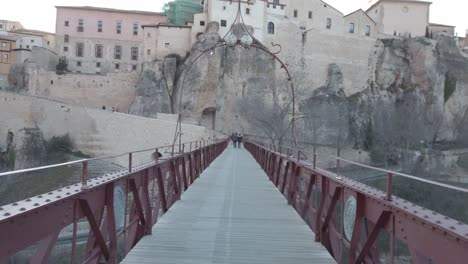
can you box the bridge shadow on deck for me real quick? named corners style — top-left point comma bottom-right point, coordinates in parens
top-left (122, 146), bottom-right (334, 264)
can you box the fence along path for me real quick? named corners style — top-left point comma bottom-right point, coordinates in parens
top-left (122, 146), bottom-right (334, 263)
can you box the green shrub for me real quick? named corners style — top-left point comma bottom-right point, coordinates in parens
top-left (444, 73), bottom-right (457, 103)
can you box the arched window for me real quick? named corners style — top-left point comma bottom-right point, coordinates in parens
top-left (268, 22), bottom-right (275, 34)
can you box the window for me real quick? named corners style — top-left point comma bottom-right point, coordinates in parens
top-left (47, 41), bottom-right (50, 45)
top-left (273, 0), bottom-right (279, 3)
top-left (165, 43), bottom-right (170, 48)
top-left (115, 63), bottom-right (120, 69)
top-left (365, 25), bottom-right (371, 36)
top-left (267, 22), bottom-right (275, 34)
top-left (64, 34), bottom-right (69, 43)
top-left (76, 42), bottom-right (84, 57)
top-left (133, 23), bottom-right (139, 35)
top-left (77, 19), bottom-right (84, 32)
top-left (0, 24), bottom-right (3, 29)
top-left (26, 45), bottom-right (29, 49)
top-left (1, 42), bottom-right (6, 48)
top-left (147, 49), bottom-right (151, 55)
top-left (20, 44), bottom-right (22, 48)
top-left (132, 65), bottom-right (137, 71)
top-left (96, 62), bottom-right (101, 68)
top-left (64, 46), bottom-right (68, 52)
top-left (221, 20), bottom-right (227, 27)
top-left (95, 44), bottom-right (103, 58)
top-left (349, 23), bottom-right (355, 33)
top-left (309, 11), bottom-right (312, 19)
top-left (246, 8), bottom-right (250, 14)
top-left (326, 18), bottom-right (331, 29)
top-left (200, 20), bottom-right (205, 26)
top-left (114, 45), bottom-right (122, 60)
top-left (3, 54), bottom-right (9, 63)
top-left (77, 61), bottom-right (82, 67)
top-left (131, 47), bottom-right (138, 61)
top-left (31, 39), bottom-right (34, 43)
top-left (98, 21), bottom-right (103, 32)
top-left (65, 21), bottom-right (69, 27)
top-left (294, 10), bottom-right (298, 18)
top-left (116, 22), bottom-right (122, 34)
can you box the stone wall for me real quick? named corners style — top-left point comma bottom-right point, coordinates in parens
top-left (26, 69), bottom-right (139, 112)
top-left (0, 91), bottom-right (214, 168)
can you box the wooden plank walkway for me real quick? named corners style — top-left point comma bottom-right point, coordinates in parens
top-left (121, 147), bottom-right (335, 264)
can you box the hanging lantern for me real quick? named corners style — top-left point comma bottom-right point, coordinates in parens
top-left (226, 34), bottom-right (238, 47)
top-left (240, 34), bottom-right (253, 48)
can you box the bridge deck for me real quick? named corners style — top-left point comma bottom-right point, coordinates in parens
top-left (122, 147), bottom-right (334, 264)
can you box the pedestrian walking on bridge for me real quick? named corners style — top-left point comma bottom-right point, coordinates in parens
top-left (231, 133), bottom-right (238, 148)
top-left (237, 134), bottom-right (243, 148)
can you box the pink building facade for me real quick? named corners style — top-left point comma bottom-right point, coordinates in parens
top-left (55, 6), bottom-right (167, 74)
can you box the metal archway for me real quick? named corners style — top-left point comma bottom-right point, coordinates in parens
top-left (172, 0), bottom-right (298, 150)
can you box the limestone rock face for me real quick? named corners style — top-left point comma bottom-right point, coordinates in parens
top-left (14, 128), bottom-right (47, 170)
top-left (172, 23), bottom-right (278, 133)
top-left (131, 24), bottom-right (467, 150)
top-left (129, 58), bottom-right (177, 117)
top-left (348, 35), bottom-right (468, 149)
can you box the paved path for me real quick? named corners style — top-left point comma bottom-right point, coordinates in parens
top-left (122, 147), bottom-right (335, 264)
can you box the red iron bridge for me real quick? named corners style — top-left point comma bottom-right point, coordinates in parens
top-left (0, 139), bottom-right (467, 263)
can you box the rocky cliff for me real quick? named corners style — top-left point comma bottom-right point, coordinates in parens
top-left (129, 25), bottom-right (468, 158)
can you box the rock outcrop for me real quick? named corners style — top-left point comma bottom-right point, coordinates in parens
top-left (129, 58), bottom-right (177, 117)
top-left (130, 24), bottom-right (468, 156)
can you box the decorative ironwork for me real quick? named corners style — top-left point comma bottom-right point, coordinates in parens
top-left (174, 0), bottom-right (297, 147)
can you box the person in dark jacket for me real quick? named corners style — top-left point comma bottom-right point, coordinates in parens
top-left (237, 134), bottom-right (243, 148)
top-left (231, 133), bottom-right (238, 148)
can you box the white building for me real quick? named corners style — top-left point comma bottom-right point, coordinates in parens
top-left (366, 0), bottom-right (431, 37)
top-left (0, 20), bottom-right (24, 33)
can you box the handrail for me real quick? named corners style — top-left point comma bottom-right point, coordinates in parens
top-left (259, 142), bottom-right (468, 194)
top-left (0, 139), bottom-right (221, 178)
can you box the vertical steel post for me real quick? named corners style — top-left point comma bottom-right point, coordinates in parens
top-left (313, 153), bottom-right (317, 169)
top-left (128, 153), bottom-right (133, 173)
top-left (386, 172), bottom-right (393, 201)
top-left (81, 160), bottom-right (88, 189)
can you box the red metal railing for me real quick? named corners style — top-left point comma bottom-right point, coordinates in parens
top-left (0, 139), bottom-right (228, 263)
top-left (245, 141), bottom-right (468, 264)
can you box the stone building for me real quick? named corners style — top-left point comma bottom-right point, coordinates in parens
top-left (465, 30), bottom-right (468, 50)
top-left (9, 31), bottom-right (49, 51)
top-left (10, 29), bottom-right (56, 50)
top-left (429, 23), bottom-right (455, 36)
top-left (343, 9), bottom-right (377, 37)
top-left (366, 0), bottom-right (431, 37)
top-left (0, 20), bottom-right (23, 33)
top-left (0, 35), bottom-right (16, 90)
top-left (142, 24), bottom-right (192, 61)
top-left (55, 6), bottom-right (167, 74)
top-left (192, 0), bottom-right (375, 43)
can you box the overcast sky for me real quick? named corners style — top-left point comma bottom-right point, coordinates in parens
top-left (0, 0), bottom-right (466, 36)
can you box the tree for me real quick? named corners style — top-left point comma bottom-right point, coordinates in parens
top-left (394, 30), bottom-right (397, 36)
top-left (55, 56), bottom-right (68, 75)
top-left (237, 96), bottom-right (292, 150)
